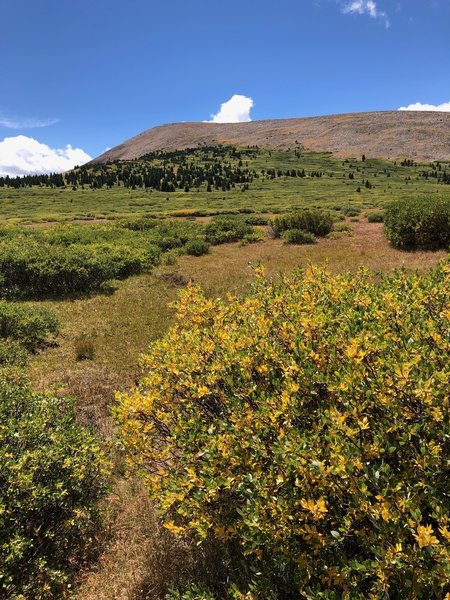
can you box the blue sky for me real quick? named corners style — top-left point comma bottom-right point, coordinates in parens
top-left (1, 0), bottom-right (449, 174)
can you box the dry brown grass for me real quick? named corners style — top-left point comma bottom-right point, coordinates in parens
top-left (173, 222), bottom-right (447, 297)
top-left (72, 477), bottom-right (193, 600)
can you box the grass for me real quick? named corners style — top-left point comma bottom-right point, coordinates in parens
top-left (1, 148), bottom-right (449, 223)
top-left (3, 146), bottom-right (449, 599)
top-left (27, 225), bottom-right (445, 437)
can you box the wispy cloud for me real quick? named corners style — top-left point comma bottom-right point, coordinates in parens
top-left (342, 1), bottom-right (390, 27)
top-left (0, 114), bottom-right (59, 130)
top-left (398, 101), bottom-right (450, 112)
top-left (206, 95), bottom-right (254, 123)
top-left (0, 135), bottom-right (91, 176)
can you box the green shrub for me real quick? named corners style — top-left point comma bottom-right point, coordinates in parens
top-left (205, 218), bottom-right (254, 245)
top-left (342, 206), bottom-right (361, 217)
top-left (118, 215), bottom-right (160, 230)
top-left (240, 231), bottom-right (264, 246)
top-left (165, 584), bottom-right (217, 600)
top-left (118, 261), bottom-right (450, 598)
top-left (384, 197), bottom-right (450, 250)
top-left (244, 215), bottom-right (269, 226)
top-left (184, 239), bottom-right (210, 257)
top-left (332, 222), bottom-right (353, 233)
top-left (326, 231), bottom-right (345, 240)
top-left (282, 229), bottom-right (317, 245)
top-left (0, 339), bottom-right (29, 368)
top-left (367, 211), bottom-right (384, 223)
top-left (0, 240), bottom-right (152, 298)
top-left (272, 209), bottom-right (333, 238)
top-left (0, 300), bottom-right (59, 350)
top-left (0, 381), bottom-right (108, 598)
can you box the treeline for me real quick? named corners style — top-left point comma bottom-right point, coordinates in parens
top-left (0, 146), bottom-right (259, 192)
top-left (419, 169), bottom-right (450, 184)
top-left (263, 168), bottom-right (307, 178)
top-left (0, 172), bottom-right (65, 188)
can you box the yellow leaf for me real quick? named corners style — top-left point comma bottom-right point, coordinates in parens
top-left (301, 496), bottom-right (328, 520)
top-left (414, 524), bottom-right (439, 549)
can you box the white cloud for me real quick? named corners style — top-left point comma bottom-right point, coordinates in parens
top-left (398, 101), bottom-right (450, 112)
top-left (0, 115), bottom-right (59, 129)
top-left (207, 94), bottom-right (254, 123)
top-left (342, 1), bottom-right (390, 27)
top-left (0, 135), bottom-right (91, 177)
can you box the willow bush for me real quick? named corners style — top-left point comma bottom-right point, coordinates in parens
top-left (118, 261), bottom-right (450, 599)
top-left (271, 209), bottom-right (334, 238)
top-left (0, 382), bottom-right (109, 599)
top-left (0, 239), bottom-right (152, 298)
top-left (384, 197), bottom-right (450, 250)
top-left (0, 300), bottom-right (59, 350)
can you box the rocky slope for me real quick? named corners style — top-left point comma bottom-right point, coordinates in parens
top-left (93, 111), bottom-right (450, 163)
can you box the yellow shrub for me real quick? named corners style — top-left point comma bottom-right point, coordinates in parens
top-left (117, 261), bottom-right (450, 598)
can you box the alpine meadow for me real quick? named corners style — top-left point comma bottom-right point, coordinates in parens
top-left (1, 0), bottom-right (450, 597)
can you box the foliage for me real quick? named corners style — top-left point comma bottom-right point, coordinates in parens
top-left (384, 197), bottom-right (450, 250)
top-left (272, 209), bottom-right (334, 238)
top-left (205, 217), bottom-right (254, 245)
top-left (118, 261), bottom-right (450, 598)
top-left (367, 212), bottom-right (384, 223)
top-left (0, 339), bottom-right (29, 368)
top-left (240, 231), bottom-right (264, 246)
top-left (0, 300), bottom-right (59, 350)
top-left (282, 229), bottom-right (317, 245)
top-left (244, 216), bottom-right (269, 226)
top-left (185, 238), bottom-right (210, 256)
top-left (0, 381), bottom-right (109, 599)
top-left (0, 239), bottom-right (150, 298)
top-left (165, 583), bottom-right (217, 600)
top-left (342, 206), bottom-right (361, 217)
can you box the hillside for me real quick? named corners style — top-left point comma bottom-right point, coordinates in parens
top-left (93, 110), bottom-right (450, 163)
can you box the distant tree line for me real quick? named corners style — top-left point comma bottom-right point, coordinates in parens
top-left (0, 146), bottom-right (259, 192)
top-left (419, 168), bottom-right (450, 184)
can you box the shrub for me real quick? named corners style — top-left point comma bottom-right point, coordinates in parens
top-left (118, 261), bottom-right (450, 598)
top-left (165, 584), bottom-right (216, 600)
top-left (184, 239), bottom-right (210, 257)
top-left (244, 216), bottom-right (269, 226)
top-left (384, 197), bottom-right (450, 250)
top-left (272, 209), bottom-right (333, 238)
top-left (205, 218), bottom-right (254, 245)
top-left (0, 300), bottom-right (59, 350)
top-left (118, 215), bottom-right (160, 230)
top-left (240, 231), bottom-right (264, 246)
top-left (0, 240), bottom-right (151, 298)
top-left (332, 222), bottom-right (353, 233)
top-left (282, 229), bottom-right (317, 245)
top-left (0, 339), bottom-right (29, 368)
top-left (342, 206), bottom-right (361, 217)
top-left (0, 381), bottom-right (108, 598)
top-left (367, 211), bottom-right (384, 223)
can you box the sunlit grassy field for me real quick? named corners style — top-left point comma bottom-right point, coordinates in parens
top-left (2, 147), bottom-right (449, 599)
top-left (1, 148), bottom-right (449, 223)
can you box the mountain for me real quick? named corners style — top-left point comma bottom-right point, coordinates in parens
top-left (92, 111), bottom-right (450, 164)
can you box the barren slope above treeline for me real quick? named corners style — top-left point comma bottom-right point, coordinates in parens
top-left (92, 111), bottom-right (450, 163)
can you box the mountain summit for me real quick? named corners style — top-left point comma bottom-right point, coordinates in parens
top-left (92, 111), bottom-right (450, 164)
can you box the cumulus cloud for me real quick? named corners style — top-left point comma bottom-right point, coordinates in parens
top-left (207, 94), bottom-right (254, 123)
top-left (0, 115), bottom-right (59, 129)
top-left (0, 135), bottom-right (91, 177)
top-left (398, 101), bottom-right (450, 112)
top-left (342, 1), bottom-right (390, 27)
